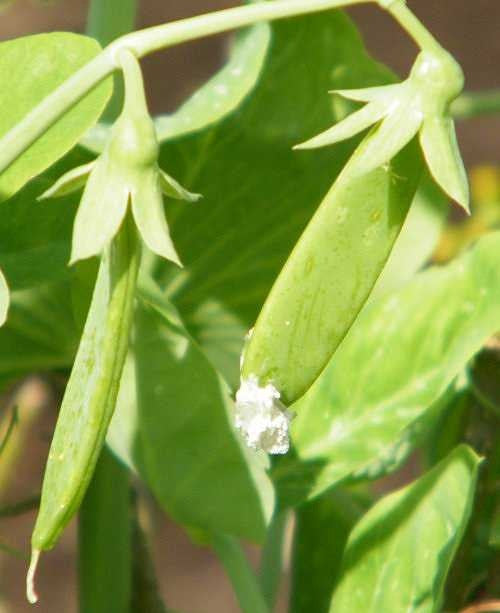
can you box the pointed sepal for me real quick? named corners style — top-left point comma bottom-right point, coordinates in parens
top-left (38, 161), bottom-right (95, 200)
top-left (294, 101), bottom-right (387, 150)
top-left (331, 83), bottom-right (400, 103)
top-left (351, 102), bottom-right (422, 176)
top-left (70, 153), bottom-right (129, 264)
top-left (159, 169), bottom-right (201, 203)
top-left (132, 170), bottom-right (182, 267)
top-left (420, 116), bottom-right (470, 213)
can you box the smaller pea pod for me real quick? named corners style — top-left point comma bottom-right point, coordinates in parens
top-left (27, 213), bottom-right (139, 603)
top-left (236, 135), bottom-right (423, 455)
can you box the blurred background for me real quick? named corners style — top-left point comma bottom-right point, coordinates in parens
top-left (0, 1), bottom-right (499, 611)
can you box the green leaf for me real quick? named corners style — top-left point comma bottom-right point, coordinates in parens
top-left (0, 147), bottom-right (92, 291)
top-left (329, 445), bottom-right (480, 613)
top-left (158, 10), bottom-right (394, 360)
top-left (290, 489), bottom-right (369, 613)
top-left (107, 285), bottom-right (274, 542)
top-left (154, 17), bottom-right (270, 143)
top-left (0, 280), bottom-right (78, 393)
top-left (275, 232), bottom-right (500, 503)
top-left (0, 33), bottom-right (111, 201)
top-left (78, 447), bottom-right (131, 613)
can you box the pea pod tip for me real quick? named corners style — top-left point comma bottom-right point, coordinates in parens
top-left (26, 548), bottom-right (41, 604)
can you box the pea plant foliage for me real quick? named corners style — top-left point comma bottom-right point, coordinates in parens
top-left (0, 1), bottom-right (499, 612)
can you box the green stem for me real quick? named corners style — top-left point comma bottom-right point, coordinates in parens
top-left (0, 0), bottom-right (365, 177)
top-left (212, 533), bottom-right (269, 613)
top-left (0, 405), bottom-right (17, 457)
top-left (78, 446), bottom-right (132, 613)
top-left (0, 541), bottom-right (28, 560)
top-left (259, 511), bottom-right (288, 609)
top-left (452, 89), bottom-right (500, 119)
top-left (385, 0), bottom-right (443, 54)
top-left (86, 0), bottom-right (138, 47)
top-left (130, 502), bottom-right (169, 613)
top-left (0, 494), bottom-right (39, 518)
top-left (119, 48), bottom-right (149, 119)
top-left (86, 0), bottom-right (138, 122)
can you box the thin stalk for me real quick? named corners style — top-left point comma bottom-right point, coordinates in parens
top-left (0, 494), bottom-right (39, 518)
top-left (0, 0), bottom-right (365, 178)
top-left (0, 541), bottom-right (28, 560)
top-left (0, 405), bottom-right (17, 457)
top-left (212, 533), bottom-right (269, 613)
top-left (385, 0), bottom-right (443, 54)
top-left (78, 446), bottom-right (132, 613)
top-left (452, 90), bottom-right (500, 120)
top-left (259, 511), bottom-right (288, 609)
top-left (130, 501), bottom-right (169, 613)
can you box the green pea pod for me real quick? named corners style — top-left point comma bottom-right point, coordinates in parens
top-left (27, 213), bottom-right (139, 603)
top-left (237, 135), bottom-right (422, 454)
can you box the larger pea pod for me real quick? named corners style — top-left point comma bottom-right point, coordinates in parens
top-left (27, 213), bottom-right (139, 602)
top-left (237, 135), bottom-right (422, 453)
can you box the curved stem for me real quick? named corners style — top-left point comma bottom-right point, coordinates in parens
top-left (0, 0), bottom-right (364, 178)
top-left (259, 511), bottom-right (288, 608)
top-left (118, 49), bottom-right (149, 119)
top-left (452, 89), bottom-right (500, 120)
top-left (212, 533), bottom-right (269, 613)
top-left (385, 1), bottom-right (443, 54)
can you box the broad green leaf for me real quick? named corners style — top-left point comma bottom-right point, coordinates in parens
top-left (158, 10), bottom-right (394, 355)
top-left (155, 18), bottom-right (271, 143)
top-left (0, 280), bottom-right (78, 393)
top-left (275, 232), bottom-right (500, 503)
top-left (290, 489), bottom-right (369, 613)
top-left (107, 286), bottom-right (274, 542)
top-left (79, 447), bottom-right (131, 613)
top-left (0, 33), bottom-right (111, 201)
top-left (469, 344), bottom-right (500, 417)
top-left (0, 147), bottom-right (93, 290)
top-left (329, 445), bottom-right (480, 613)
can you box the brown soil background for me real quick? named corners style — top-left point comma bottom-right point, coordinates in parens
top-left (0, 1), bottom-right (499, 612)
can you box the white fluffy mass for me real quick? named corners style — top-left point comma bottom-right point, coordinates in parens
top-left (235, 375), bottom-right (292, 455)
